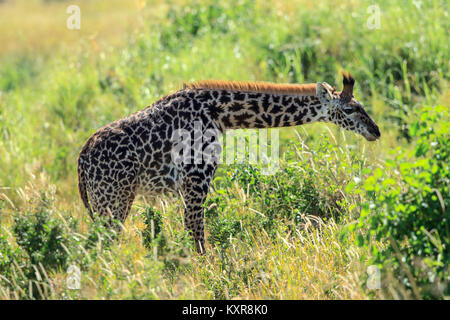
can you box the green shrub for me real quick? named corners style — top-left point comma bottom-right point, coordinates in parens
top-left (11, 208), bottom-right (70, 299)
top-left (0, 233), bottom-right (24, 286)
top-left (13, 210), bottom-right (69, 272)
top-left (204, 195), bottom-right (242, 248)
top-left (84, 216), bottom-right (118, 252)
top-left (355, 105), bottom-right (449, 299)
top-left (230, 162), bottom-right (338, 234)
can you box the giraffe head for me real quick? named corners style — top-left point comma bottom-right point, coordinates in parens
top-left (316, 73), bottom-right (380, 141)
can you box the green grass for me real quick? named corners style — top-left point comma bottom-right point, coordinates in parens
top-left (0, 0), bottom-right (448, 299)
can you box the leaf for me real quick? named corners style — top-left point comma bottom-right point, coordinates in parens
top-left (345, 181), bottom-right (356, 193)
top-left (385, 159), bottom-right (396, 167)
top-left (356, 234), bottom-right (365, 247)
top-left (382, 178), bottom-right (396, 187)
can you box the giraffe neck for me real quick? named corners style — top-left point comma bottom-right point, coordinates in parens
top-left (198, 89), bottom-right (328, 131)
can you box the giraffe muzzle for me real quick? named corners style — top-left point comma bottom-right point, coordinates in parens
top-left (364, 125), bottom-right (381, 141)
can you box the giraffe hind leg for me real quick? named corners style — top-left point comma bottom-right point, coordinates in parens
top-left (89, 186), bottom-right (136, 232)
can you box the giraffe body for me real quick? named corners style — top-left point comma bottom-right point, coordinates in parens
top-left (78, 74), bottom-right (380, 253)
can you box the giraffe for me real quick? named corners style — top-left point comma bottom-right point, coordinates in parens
top-left (77, 73), bottom-right (380, 253)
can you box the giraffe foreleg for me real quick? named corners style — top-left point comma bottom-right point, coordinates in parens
top-left (184, 208), bottom-right (206, 254)
top-left (181, 170), bottom-right (215, 254)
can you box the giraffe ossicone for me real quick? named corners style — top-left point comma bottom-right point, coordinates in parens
top-left (78, 73), bottom-right (380, 253)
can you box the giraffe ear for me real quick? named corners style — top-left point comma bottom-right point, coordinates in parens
top-left (341, 72), bottom-right (355, 102)
top-left (316, 82), bottom-right (333, 104)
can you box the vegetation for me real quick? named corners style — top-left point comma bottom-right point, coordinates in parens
top-left (0, 0), bottom-right (448, 299)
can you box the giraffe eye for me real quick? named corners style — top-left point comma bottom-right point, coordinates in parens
top-left (343, 107), bottom-right (355, 115)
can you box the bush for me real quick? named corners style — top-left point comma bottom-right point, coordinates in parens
top-left (355, 105), bottom-right (449, 299)
top-left (230, 160), bottom-right (340, 234)
top-left (0, 233), bottom-right (26, 289)
top-left (84, 216), bottom-right (118, 251)
top-left (13, 210), bottom-right (69, 272)
top-left (2, 199), bottom-right (126, 299)
top-left (10, 208), bottom-right (70, 299)
top-left (204, 195), bottom-right (242, 249)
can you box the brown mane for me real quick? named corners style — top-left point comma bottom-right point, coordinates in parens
top-left (184, 80), bottom-right (317, 96)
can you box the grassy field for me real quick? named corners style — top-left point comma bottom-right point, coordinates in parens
top-left (0, 0), bottom-right (448, 299)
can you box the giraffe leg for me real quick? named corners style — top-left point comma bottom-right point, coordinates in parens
top-left (183, 188), bottom-right (207, 254)
top-left (89, 183), bottom-right (137, 231)
top-left (181, 172), bottom-right (214, 254)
